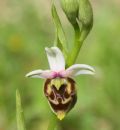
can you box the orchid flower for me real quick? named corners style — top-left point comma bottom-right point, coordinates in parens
top-left (26, 47), bottom-right (95, 120)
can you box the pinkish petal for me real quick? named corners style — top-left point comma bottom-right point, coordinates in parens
top-left (25, 70), bottom-right (55, 79)
top-left (64, 64), bottom-right (95, 77)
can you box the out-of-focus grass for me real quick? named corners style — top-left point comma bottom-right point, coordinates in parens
top-left (0, 0), bottom-right (120, 130)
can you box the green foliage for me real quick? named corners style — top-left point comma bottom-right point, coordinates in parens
top-left (16, 90), bottom-right (26, 130)
top-left (60, 0), bottom-right (79, 25)
top-left (53, 0), bottom-right (93, 67)
top-left (78, 0), bottom-right (93, 28)
top-left (0, 0), bottom-right (120, 130)
top-left (52, 4), bottom-right (68, 58)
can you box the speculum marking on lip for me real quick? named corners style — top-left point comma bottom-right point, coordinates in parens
top-left (44, 78), bottom-right (77, 114)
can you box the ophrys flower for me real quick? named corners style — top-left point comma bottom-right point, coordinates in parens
top-left (26, 47), bottom-right (95, 120)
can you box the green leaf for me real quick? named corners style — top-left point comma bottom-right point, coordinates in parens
top-left (51, 4), bottom-right (68, 58)
top-left (16, 89), bottom-right (26, 130)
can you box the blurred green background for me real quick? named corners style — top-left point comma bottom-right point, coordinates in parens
top-left (0, 0), bottom-right (120, 130)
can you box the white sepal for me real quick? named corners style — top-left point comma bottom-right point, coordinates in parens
top-left (64, 64), bottom-right (95, 77)
top-left (73, 70), bottom-right (95, 76)
top-left (25, 70), bottom-right (54, 79)
top-left (45, 47), bottom-right (65, 71)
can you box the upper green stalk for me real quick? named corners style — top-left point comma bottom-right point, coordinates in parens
top-left (58, 0), bottom-right (93, 66)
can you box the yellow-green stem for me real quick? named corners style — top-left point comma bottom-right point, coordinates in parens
top-left (47, 114), bottom-right (58, 130)
top-left (66, 22), bottom-right (81, 67)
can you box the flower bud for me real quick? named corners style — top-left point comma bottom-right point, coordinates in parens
top-left (60, 0), bottom-right (79, 25)
top-left (78, 0), bottom-right (93, 28)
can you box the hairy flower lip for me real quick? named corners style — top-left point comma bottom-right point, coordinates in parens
top-left (44, 78), bottom-right (77, 120)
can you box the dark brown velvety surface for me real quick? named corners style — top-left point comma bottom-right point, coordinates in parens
top-left (44, 78), bottom-right (77, 114)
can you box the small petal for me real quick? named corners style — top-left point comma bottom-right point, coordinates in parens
top-left (45, 47), bottom-right (65, 71)
top-left (64, 64), bottom-right (95, 77)
top-left (73, 70), bottom-right (95, 76)
top-left (25, 70), bottom-right (54, 79)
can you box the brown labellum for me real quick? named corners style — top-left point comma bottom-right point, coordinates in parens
top-left (44, 78), bottom-right (77, 120)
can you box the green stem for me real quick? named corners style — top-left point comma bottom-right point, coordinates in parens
top-left (66, 22), bottom-right (81, 67)
top-left (48, 121), bottom-right (55, 130)
top-left (47, 114), bottom-right (58, 130)
top-left (16, 89), bottom-right (26, 130)
top-left (66, 22), bottom-right (92, 67)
